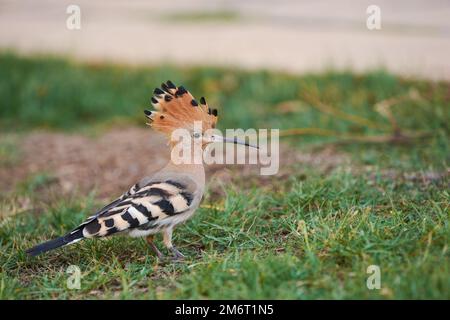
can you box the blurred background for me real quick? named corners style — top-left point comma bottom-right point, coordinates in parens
top-left (1, 0), bottom-right (450, 79)
top-left (0, 0), bottom-right (448, 194)
top-left (0, 0), bottom-right (448, 299)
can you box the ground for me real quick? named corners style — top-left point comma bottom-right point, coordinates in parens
top-left (0, 54), bottom-right (448, 299)
top-left (1, 0), bottom-right (450, 81)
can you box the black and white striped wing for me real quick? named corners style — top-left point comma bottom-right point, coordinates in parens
top-left (78, 180), bottom-right (195, 238)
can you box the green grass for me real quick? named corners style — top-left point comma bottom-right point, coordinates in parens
top-left (1, 171), bottom-right (448, 299)
top-left (0, 52), bottom-right (448, 170)
top-left (1, 52), bottom-right (447, 135)
top-left (0, 135), bottom-right (20, 167)
top-left (0, 52), bottom-right (449, 299)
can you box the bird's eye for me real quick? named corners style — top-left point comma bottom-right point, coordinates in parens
top-left (193, 132), bottom-right (201, 139)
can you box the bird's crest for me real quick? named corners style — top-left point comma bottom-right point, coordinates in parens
top-left (145, 81), bottom-right (218, 136)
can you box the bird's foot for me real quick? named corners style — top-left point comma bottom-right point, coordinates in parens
top-left (170, 246), bottom-right (185, 260)
top-left (153, 247), bottom-right (165, 260)
top-left (146, 236), bottom-right (165, 260)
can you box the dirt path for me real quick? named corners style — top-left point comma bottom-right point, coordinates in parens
top-left (1, 0), bottom-right (449, 80)
top-left (0, 128), bottom-right (348, 199)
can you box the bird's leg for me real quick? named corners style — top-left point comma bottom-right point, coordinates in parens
top-left (163, 228), bottom-right (185, 260)
top-left (146, 235), bottom-right (164, 259)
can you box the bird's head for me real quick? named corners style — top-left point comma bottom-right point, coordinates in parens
top-left (145, 81), bottom-right (256, 150)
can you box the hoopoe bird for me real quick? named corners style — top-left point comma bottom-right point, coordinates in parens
top-left (26, 80), bottom-right (255, 259)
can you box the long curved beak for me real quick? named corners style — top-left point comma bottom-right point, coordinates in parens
top-left (210, 134), bottom-right (258, 149)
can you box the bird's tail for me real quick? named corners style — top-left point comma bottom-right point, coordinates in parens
top-left (26, 228), bottom-right (84, 256)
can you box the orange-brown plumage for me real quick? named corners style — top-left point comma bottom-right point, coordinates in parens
top-left (145, 81), bottom-right (218, 136)
top-left (25, 80), bottom-right (256, 259)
